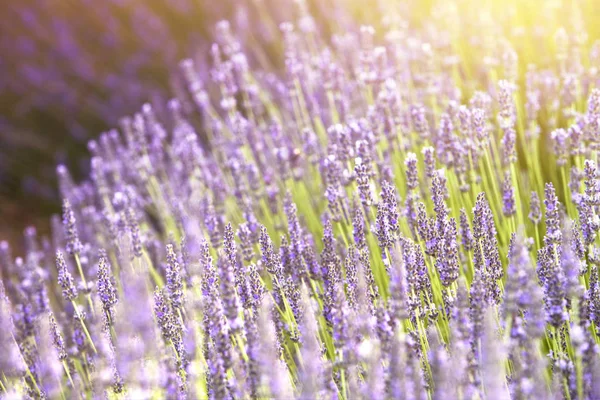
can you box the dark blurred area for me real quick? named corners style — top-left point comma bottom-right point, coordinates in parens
top-left (0, 0), bottom-right (311, 245)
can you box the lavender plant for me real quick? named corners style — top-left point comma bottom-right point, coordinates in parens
top-left (2, 0), bottom-right (600, 399)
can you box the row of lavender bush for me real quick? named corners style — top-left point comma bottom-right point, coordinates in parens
top-left (2, 0), bottom-right (600, 398)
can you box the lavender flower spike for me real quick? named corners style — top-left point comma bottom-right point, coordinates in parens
top-left (62, 198), bottom-right (82, 256)
top-left (56, 251), bottom-right (78, 301)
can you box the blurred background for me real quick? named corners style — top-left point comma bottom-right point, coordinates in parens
top-left (0, 0), bottom-right (305, 244)
top-left (1, 0), bottom-right (599, 249)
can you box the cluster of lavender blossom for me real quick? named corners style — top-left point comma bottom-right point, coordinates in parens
top-left (3, 1), bottom-right (600, 399)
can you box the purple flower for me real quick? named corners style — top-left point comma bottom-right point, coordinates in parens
top-left (325, 184), bottom-right (344, 222)
top-left (375, 201), bottom-right (392, 251)
top-left (62, 198), bottom-right (82, 256)
top-left (588, 266), bottom-right (600, 327)
top-left (544, 183), bottom-right (562, 246)
top-left (529, 191), bottom-right (542, 225)
top-left (422, 146), bottom-right (436, 179)
top-left (344, 246), bottom-right (358, 309)
top-left (388, 242), bottom-right (409, 322)
top-left (204, 198), bottom-right (223, 249)
top-left (125, 206), bottom-right (143, 258)
top-left (501, 172), bottom-right (516, 217)
top-left (48, 312), bottom-right (67, 361)
top-left (259, 226), bottom-right (282, 277)
top-left (411, 104), bottom-right (430, 139)
top-left (497, 80), bottom-right (516, 130)
top-left (504, 233), bottom-right (544, 331)
top-left (355, 162), bottom-right (373, 207)
top-left (56, 251), bottom-right (77, 301)
top-left (552, 128), bottom-right (569, 166)
top-left (97, 251), bottom-right (117, 326)
top-left (218, 250), bottom-right (243, 332)
top-left (501, 127), bottom-right (517, 166)
top-left (417, 202), bottom-right (437, 256)
top-left (537, 246), bottom-right (567, 328)
top-left (405, 152), bottom-right (419, 191)
top-left (236, 223), bottom-right (255, 263)
top-left (435, 218), bottom-right (460, 287)
top-left (352, 206), bottom-right (367, 251)
top-left (154, 287), bottom-right (176, 342)
top-left (166, 244), bottom-right (184, 311)
top-left (472, 193), bottom-right (502, 301)
top-left (459, 208), bottom-right (474, 252)
top-left (431, 170), bottom-right (449, 232)
top-left (471, 107), bottom-right (489, 145)
top-left (469, 270), bottom-right (488, 344)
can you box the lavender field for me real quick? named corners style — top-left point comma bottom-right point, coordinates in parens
top-left (2, 0), bottom-right (600, 398)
